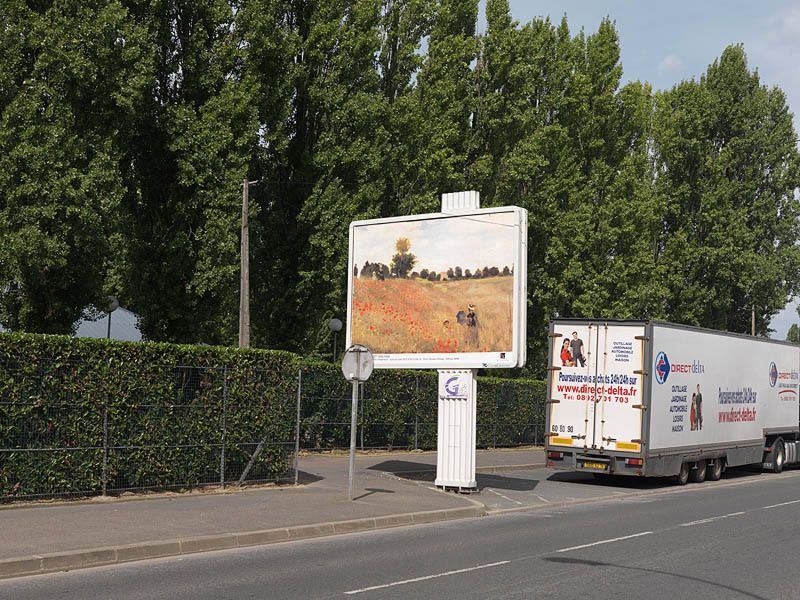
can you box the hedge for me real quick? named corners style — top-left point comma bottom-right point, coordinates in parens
top-left (0, 332), bottom-right (545, 499)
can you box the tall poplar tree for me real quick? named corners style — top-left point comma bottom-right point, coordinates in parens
top-left (651, 45), bottom-right (800, 334)
top-left (0, 0), bottom-right (147, 333)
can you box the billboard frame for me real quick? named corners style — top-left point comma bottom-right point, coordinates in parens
top-left (345, 206), bottom-right (528, 370)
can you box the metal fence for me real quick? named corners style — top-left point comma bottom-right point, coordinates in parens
top-left (0, 361), bottom-right (544, 501)
top-left (0, 361), bottom-right (298, 500)
top-left (297, 370), bottom-right (545, 451)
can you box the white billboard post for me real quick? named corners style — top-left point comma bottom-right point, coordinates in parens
top-left (345, 192), bottom-right (527, 492)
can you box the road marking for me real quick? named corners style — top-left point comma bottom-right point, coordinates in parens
top-left (343, 561), bottom-right (511, 595)
top-left (536, 495), bottom-right (551, 503)
top-left (762, 499), bottom-right (800, 510)
top-left (487, 488), bottom-right (523, 505)
top-left (678, 511), bottom-right (744, 527)
top-left (556, 531), bottom-right (653, 553)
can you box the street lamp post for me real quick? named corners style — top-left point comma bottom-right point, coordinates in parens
top-left (239, 177), bottom-right (263, 349)
top-left (329, 318), bottom-right (343, 362)
top-left (239, 177), bottom-right (250, 348)
top-left (106, 296), bottom-right (119, 340)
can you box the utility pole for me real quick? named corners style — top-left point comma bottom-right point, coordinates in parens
top-left (751, 305), bottom-right (756, 337)
top-left (239, 177), bottom-right (250, 348)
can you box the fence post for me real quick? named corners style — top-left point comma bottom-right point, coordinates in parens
top-left (493, 391), bottom-right (498, 449)
top-left (220, 366), bottom-right (228, 488)
top-left (295, 369), bottom-right (302, 485)
top-left (102, 396), bottom-right (109, 496)
top-left (359, 382), bottom-right (364, 451)
top-left (414, 376), bottom-right (419, 450)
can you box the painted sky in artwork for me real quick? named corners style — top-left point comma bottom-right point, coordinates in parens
top-left (352, 212), bottom-right (518, 274)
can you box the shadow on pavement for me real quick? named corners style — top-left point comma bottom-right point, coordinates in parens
top-left (295, 471), bottom-right (325, 485)
top-left (544, 556), bottom-right (768, 600)
top-left (476, 473), bottom-right (539, 492)
top-left (353, 488), bottom-right (396, 501)
top-left (367, 460), bottom-right (436, 475)
top-left (366, 460), bottom-right (539, 492)
top-left (546, 465), bottom-right (776, 490)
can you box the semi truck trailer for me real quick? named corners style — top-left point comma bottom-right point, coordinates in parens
top-left (545, 320), bottom-right (800, 484)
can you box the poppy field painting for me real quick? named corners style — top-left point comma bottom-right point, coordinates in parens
top-left (347, 209), bottom-right (526, 367)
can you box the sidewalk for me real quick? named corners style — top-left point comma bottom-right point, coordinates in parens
top-left (0, 447), bottom-right (545, 579)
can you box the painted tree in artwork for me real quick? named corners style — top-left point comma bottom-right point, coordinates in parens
top-left (391, 237), bottom-right (417, 278)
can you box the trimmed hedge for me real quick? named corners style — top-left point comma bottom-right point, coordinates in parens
top-left (0, 333), bottom-right (545, 499)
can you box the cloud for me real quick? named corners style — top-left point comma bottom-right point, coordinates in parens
top-left (749, 5), bottom-right (800, 135)
top-left (763, 4), bottom-right (800, 45)
top-left (657, 54), bottom-right (683, 76)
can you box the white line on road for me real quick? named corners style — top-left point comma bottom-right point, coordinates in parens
top-left (678, 511), bottom-right (744, 527)
top-left (343, 561), bottom-right (511, 595)
top-left (487, 488), bottom-right (523, 505)
top-left (536, 495), bottom-right (551, 503)
top-left (556, 531), bottom-right (653, 553)
top-left (762, 499), bottom-right (800, 510)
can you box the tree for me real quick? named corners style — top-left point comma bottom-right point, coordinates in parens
top-left (651, 45), bottom-right (800, 335)
top-left (454, 266), bottom-right (463, 279)
top-left (390, 236), bottom-right (417, 277)
top-left (0, 0), bottom-right (146, 333)
top-left (787, 324), bottom-right (800, 344)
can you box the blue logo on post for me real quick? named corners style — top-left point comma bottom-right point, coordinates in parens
top-left (444, 376), bottom-right (461, 397)
top-left (655, 352), bottom-right (670, 384)
top-left (769, 362), bottom-right (778, 387)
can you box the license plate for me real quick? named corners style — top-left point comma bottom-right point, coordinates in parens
top-left (581, 462), bottom-right (608, 471)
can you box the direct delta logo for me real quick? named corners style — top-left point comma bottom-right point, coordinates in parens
top-left (655, 351), bottom-right (705, 384)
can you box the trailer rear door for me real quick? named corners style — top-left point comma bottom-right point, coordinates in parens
top-left (548, 322), bottom-right (645, 452)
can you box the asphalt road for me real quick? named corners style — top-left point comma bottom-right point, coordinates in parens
top-left (5, 467), bottom-right (800, 599)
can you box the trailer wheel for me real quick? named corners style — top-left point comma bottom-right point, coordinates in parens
top-left (689, 460), bottom-right (707, 483)
top-left (675, 462), bottom-right (690, 485)
top-left (707, 458), bottom-right (723, 481)
top-left (771, 440), bottom-right (785, 474)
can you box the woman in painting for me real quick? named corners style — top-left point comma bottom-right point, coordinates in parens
top-left (690, 393), bottom-right (697, 431)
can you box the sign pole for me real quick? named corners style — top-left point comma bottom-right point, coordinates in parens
top-left (348, 378), bottom-right (359, 501)
top-left (341, 345), bottom-right (374, 501)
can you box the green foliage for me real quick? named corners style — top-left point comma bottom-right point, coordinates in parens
top-left (0, 332), bottom-right (300, 497)
top-left (1, 4), bottom-right (799, 381)
top-left (0, 332), bottom-right (546, 498)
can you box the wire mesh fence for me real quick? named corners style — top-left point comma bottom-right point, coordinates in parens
top-left (1, 360), bottom-right (544, 501)
top-left (0, 360), bottom-right (297, 500)
top-left (297, 370), bottom-right (545, 451)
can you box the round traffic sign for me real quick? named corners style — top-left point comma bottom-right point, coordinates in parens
top-left (341, 345), bottom-right (374, 382)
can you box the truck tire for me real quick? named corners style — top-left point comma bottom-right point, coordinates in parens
top-left (689, 460), bottom-right (707, 483)
top-left (675, 462), bottom-right (690, 485)
top-left (707, 458), bottom-right (723, 481)
top-left (771, 440), bottom-right (785, 474)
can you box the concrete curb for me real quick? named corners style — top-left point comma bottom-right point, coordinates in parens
top-left (0, 505), bottom-right (485, 581)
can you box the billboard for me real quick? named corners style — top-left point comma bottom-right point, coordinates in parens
top-left (648, 324), bottom-right (800, 450)
top-left (346, 207), bottom-right (527, 369)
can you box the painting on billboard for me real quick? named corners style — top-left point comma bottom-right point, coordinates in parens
top-left (346, 207), bottom-right (527, 369)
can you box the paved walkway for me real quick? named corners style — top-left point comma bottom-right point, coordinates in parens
top-left (1, 448), bottom-right (545, 579)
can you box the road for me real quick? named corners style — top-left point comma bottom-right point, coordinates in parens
top-left (4, 467), bottom-right (800, 599)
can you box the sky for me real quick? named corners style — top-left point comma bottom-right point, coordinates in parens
top-left (353, 212), bottom-right (519, 274)
top-left (484, 0), bottom-right (800, 338)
